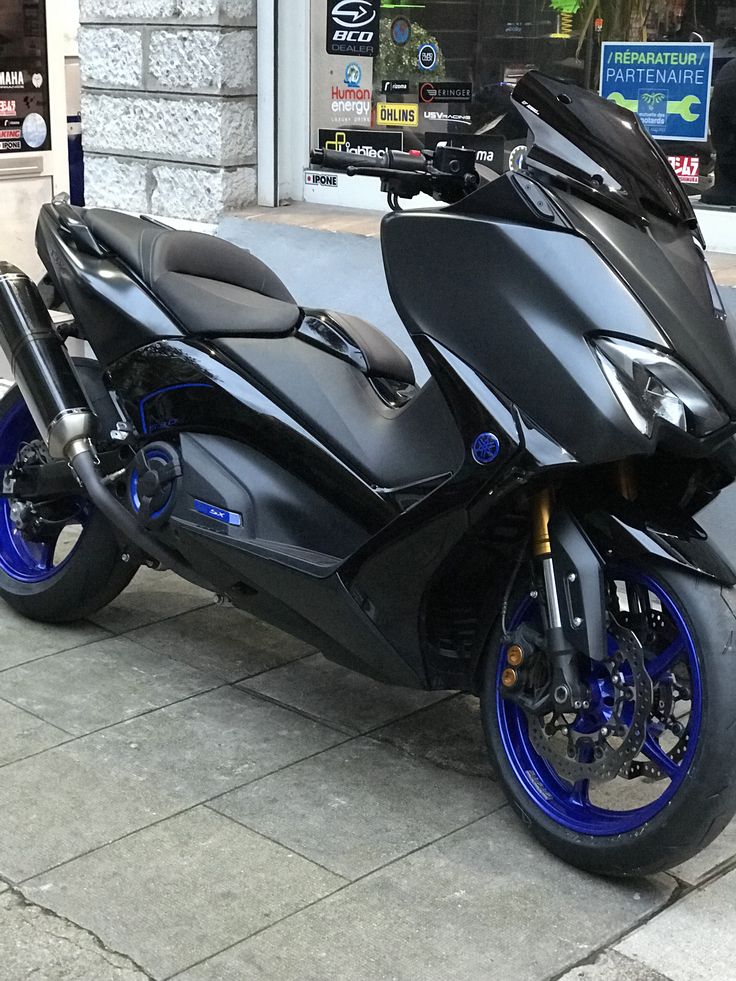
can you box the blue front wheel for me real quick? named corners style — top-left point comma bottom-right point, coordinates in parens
top-left (482, 560), bottom-right (736, 876)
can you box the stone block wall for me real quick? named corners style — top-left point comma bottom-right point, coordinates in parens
top-left (78, 0), bottom-right (257, 222)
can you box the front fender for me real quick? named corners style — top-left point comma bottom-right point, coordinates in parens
top-left (547, 503), bottom-right (736, 665)
top-left (582, 502), bottom-right (736, 587)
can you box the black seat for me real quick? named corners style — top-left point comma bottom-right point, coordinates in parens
top-left (83, 209), bottom-right (301, 337)
top-left (82, 208), bottom-right (414, 384)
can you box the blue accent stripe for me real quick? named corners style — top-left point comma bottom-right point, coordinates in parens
top-left (193, 499), bottom-right (242, 526)
top-left (139, 383), bottom-right (213, 434)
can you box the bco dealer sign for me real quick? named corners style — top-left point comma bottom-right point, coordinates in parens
top-left (327, 0), bottom-right (379, 57)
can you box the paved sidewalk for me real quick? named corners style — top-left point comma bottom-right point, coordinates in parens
top-left (0, 567), bottom-right (734, 981)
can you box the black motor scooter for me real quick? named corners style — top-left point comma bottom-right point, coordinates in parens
top-left (2, 72), bottom-right (736, 876)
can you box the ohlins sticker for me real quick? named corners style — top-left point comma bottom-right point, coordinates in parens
top-left (376, 103), bottom-right (419, 127)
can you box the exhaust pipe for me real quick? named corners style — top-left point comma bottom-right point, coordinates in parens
top-left (0, 263), bottom-right (94, 459)
top-left (0, 263), bottom-right (203, 580)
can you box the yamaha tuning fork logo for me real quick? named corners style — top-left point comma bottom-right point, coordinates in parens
top-left (327, 0), bottom-right (379, 56)
top-left (472, 432), bottom-right (501, 465)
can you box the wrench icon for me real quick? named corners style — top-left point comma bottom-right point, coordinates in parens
top-left (607, 92), bottom-right (701, 122)
top-left (666, 95), bottom-right (701, 121)
top-left (607, 92), bottom-right (638, 112)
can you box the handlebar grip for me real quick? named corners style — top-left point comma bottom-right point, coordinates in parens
top-left (310, 148), bottom-right (367, 171)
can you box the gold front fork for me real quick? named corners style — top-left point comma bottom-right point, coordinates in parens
top-left (532, 487), bottom-right (553, 557)
top-left (617, 460), bottom-right (638, 501)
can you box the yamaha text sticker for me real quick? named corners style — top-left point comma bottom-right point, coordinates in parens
top-left (327, 0), bottom-right (380, 57)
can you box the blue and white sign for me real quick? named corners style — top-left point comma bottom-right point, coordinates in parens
top-left (599, 41), bottom-right (714, 142)
top-left (418, 42), bottom-right (438, 72)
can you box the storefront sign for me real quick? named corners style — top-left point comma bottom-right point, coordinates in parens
top-left (418, 43), bottom-right (439, 72)
top-left (376, 102), bottom-right (419, 127)
top-left (330, 62), bottom-right (371, 123)
top-left (425, 132), bottom-right (506, 171)
top-left (668, 155), bottom-right (700, 184)
top-left (391, 17), bottom-right (411, 46)
top-left (319, 128), bottom-right (404, 159)
top-left (305, 171), bottom-right (339, 188)
top-left (0, 0), bottom-right (51, 153)
top-left (422, 109), bottom-right (471, 126)
top-left (419, 82), bottom-right (472, 103)
top-left (326, 0), bottom-right (379, 57)
top-left (382, 80), bottom-right (410, 94)
top-left (600, 41), bottom-right (714, 141)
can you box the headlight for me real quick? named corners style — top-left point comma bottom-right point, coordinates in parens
top-left (592, 337), bottom-right (729, 438)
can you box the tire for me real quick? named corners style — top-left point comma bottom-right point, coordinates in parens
top-left (0, 385), bottom-right (137, 622)
top-left (481, 559), bottom-right (736, 876)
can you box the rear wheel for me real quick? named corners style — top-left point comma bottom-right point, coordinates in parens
top-left (481, 560), bottom-right (736, 875)
top-left (0, 386), bottom-right (136, 622)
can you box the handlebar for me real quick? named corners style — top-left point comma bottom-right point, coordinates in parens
top-left (309, 143), bottom-right (480, 207)
top-left (310, 147), bottom-right (428, 174)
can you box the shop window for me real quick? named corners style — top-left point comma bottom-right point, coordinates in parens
top-left (312, 0), bottom-right (736, 201)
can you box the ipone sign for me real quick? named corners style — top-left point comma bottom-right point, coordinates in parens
top-left (326, 0), bottom-right (380, 57)
top-left (599, 41), bottom-right (713, 141)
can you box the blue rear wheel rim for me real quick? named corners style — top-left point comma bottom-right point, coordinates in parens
top-left (0, 398), bottom-right (90, 584)
top-left (496, 569), bottom-right (702, 836)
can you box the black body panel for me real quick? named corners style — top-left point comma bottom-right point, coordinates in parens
top-left (36, 205), bottom-right (184, 365)
top-left (551, 193), bottom-right (736, 416)
top-left (216, 335), bottom-right (462, 487)
top-left (381, 210), bottom-right (663, 464)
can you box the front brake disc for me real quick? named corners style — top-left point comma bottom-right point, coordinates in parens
top-left (527, 617), bottom-right (653, 782)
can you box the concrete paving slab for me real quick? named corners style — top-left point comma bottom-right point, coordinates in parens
top-left (240, 653), bottom-right (448, 734)
top-left (556, 950), bottom-right (674, 980)
top-left (211, 737), bottom-right (504, 879)
top-left (24, 806), bottom-right (344, 980)
top-left (0, 890), bottom-right (149, 981)
top-left (0, 744), bottom-right (183, 882)
top-left (128, 604), bottom-right (314, 682)
top-left (617, 867), bottom-right (736, 981)
top-left (671, 816), bottom-right (736, 885)
top-left (0, 635), bottom-right (219, 735)
top-left (177, 808), bottom-right (675, 981)
top-left (0, 602), bottom-right (109, 672)
top-left (0, 687), bottom-right (344, 882)
top-left (371, 693), bottom-right (494, 777)
top-left (74, 686), bottom-right (346, 804)
top-left (87, 567), bottom-right (212, 634)
top-left (0, 698), bottom-right (69, 765)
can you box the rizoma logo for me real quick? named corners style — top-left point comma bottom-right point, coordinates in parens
top-left (331, 0), bottom-right (376, 28)
top-left (376, 103), bottom-right (419, 127)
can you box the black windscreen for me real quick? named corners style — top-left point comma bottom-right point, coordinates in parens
top-left (512, 71), bottom-right (697, 227)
